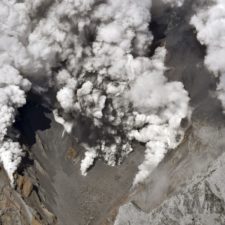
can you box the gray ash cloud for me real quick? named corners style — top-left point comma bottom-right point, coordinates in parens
top-left (0, 0), bottom-right (191, 184)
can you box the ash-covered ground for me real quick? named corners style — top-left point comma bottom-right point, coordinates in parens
top-left (1, 0), bottom-right (225, 225)
top-left (14, 94), bottom-right (145, 225)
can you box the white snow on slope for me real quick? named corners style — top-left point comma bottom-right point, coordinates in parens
top-left (115, 151), bottom-right (225, 225)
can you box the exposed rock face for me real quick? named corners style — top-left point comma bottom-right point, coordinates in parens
top-left (0, 166), bottom-right (56, 225)
top-left (17, 175), bottom-right (33, 198)
top-left (0, 169), bottom-right (29, 225)
top-left (32, 218), bottom-right (42, 225)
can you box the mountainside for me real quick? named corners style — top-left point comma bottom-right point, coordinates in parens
top-left (1, 0), bottom-right (225, 225)
top-left (115, 151), bottom-right (225, 225)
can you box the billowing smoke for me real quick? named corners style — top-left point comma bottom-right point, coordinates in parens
top-left (130, 47), bottom-right (190, 185)
top-left (191, 0), bottom-right (225, 112)
top-left (161, 0), bottom-right (185, 7)
top-left (0, 0), bottom-right (191, 184)
top-left (0, 1), bottom-right (32, 183)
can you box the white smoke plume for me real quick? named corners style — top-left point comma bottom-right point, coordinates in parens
top-left (80, 145), bottom-right (98, 176)
top-left (190, 0), bottom-right (225, 113)
top-left (0, 0), bottom-right (190, 184)
top-left (0, 1), bottom-right (32, 183)
top-left (161, 0), bottom-right (185, 7)
top-left (129, 47), bottom-right (190, 185)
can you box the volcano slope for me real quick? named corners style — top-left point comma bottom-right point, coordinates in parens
top-left (1, 1), bottom-right (225, 225)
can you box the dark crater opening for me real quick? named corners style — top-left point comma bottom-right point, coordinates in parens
top-left (14, 91), bottom-right (52, 147)
top-left (148, 7), bottom-right (171, 57)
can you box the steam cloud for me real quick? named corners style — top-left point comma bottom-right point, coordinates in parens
top-left (0, 1), bottom-right (32, 183)
top-left (191, 0), bottom-right (225, 113)
top-left (161, 0), bottom-right (185, 7)
top-left (0, 0), bottom-right (190, 184)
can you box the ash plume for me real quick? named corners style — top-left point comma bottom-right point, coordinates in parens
top-left (161, 0), bottom-right (185, 7)
top-left (191, 0), bottom-right (225, 113)
top-left (0, 0), bottom-right (191, 184)
top-left (0, 1), bottom-right (31, 183)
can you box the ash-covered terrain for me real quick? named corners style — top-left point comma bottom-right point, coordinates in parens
top-left (0, 0), bottom-right (225, 225)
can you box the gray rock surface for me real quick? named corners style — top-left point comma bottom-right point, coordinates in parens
top-left (114, 151), bottom-right (225, 225)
